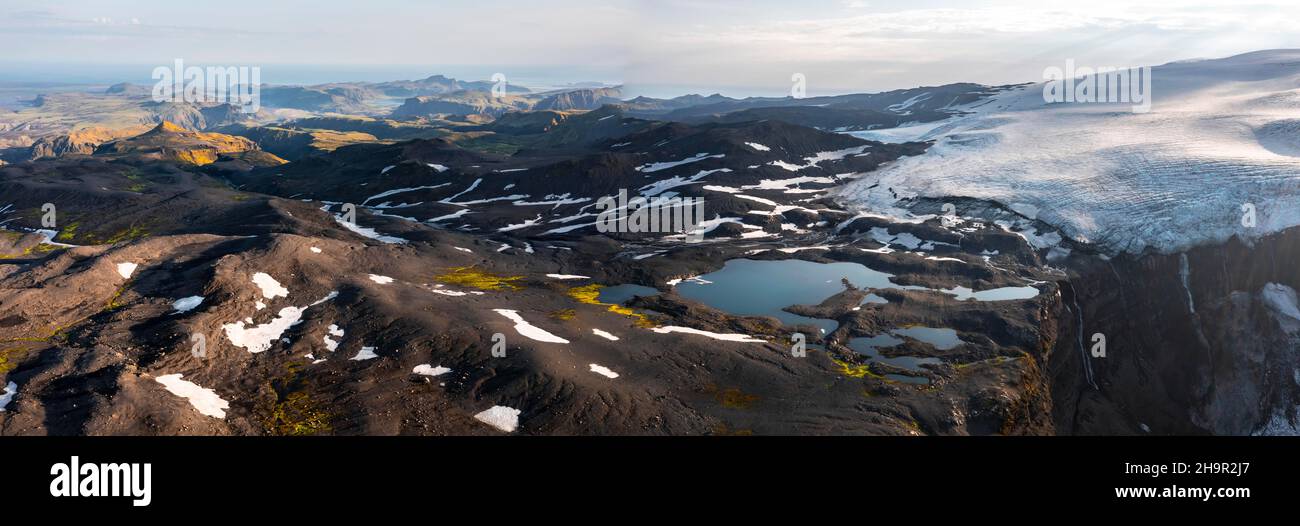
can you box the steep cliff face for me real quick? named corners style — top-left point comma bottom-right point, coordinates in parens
top-left (390, 92), bottom-right (532, 119)
top-left (27, 134), bottom-right (98, 160)
top-left (27, 126), bottom-right (151, 160)
top-left (222, 126), bottom-right (378, 161)
top-left (533, 88), bottom-right (624, 111)
top-left (93, 121), bottom-right (272, 166)
top-left (1051, 228), bottom-right (1300, 435)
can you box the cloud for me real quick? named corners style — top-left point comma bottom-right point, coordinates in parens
top-left (0, 0), bottom-right (632, 70)
top-left (627, 1), bottom-right (1300, 94)
top-left (2, 0), bottom-right (1298, 96)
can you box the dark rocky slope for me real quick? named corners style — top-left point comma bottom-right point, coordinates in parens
top-left (1, 103), bottom-right (1290, 436)
top-left (1051, 229), bottom-right (1300, 435)
top-left (0, 115), bottom-right (1065, 435)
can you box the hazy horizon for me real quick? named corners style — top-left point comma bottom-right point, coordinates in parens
top-left (6, 0), bottom-right (1300, 98)
top-left (7, 47), bottom-right (1298, 102)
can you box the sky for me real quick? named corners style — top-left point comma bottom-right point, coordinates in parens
top-left (3, 0), bottom-right (1299, 96)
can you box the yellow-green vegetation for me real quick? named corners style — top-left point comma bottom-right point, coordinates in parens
top-left (0, 346), bottom-right (31, 374)
top-left (832, 358), bottom-right (886, 380)
top-left (549, 308), bottom-right (576, 321)
top-left (262, 391), bottom-right (332, 436)
top-left (73, 224), bottom-right (151, 245)
top-left (566, 284), bottom-right (656, 327)
top-left (565, 284), bottom-right (604, 304)
top-left (1000, 352), bottom-right (1045, 435)
top-left (0, 242), bottom-right (59, 260)
top-left (62, 223), bottom-right (150, 245)
top-left (0, 320), bottom-right (74, 347)
top-left (434, 266), bottom-right (523, 291)
top-left (121, 169), bottom-right (151, 191)
top-left (106, 225), bottom-right (150, 244)
top-left (104, 283), bottom-right (129, 311)
top-left (716, 388), bottom-right (760, 409)
top-left (0, 321), bottom-right (84, 381)
top-left (257, 362), bottom-right (332, 436)
top-left (55, 222), bottom-right (79, 242)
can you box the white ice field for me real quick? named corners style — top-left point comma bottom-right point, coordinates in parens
top-left (839, 50), bottom-right (1300, 255)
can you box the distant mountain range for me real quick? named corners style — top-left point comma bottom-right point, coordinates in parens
top-left (2, 71), bottom-right (997, 164)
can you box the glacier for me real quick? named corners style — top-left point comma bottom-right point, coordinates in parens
top-left (838, 50), bottom-right (1300, 255)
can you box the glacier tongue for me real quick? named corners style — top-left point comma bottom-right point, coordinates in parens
top-left (838, 50), bottom-right (1300, 255)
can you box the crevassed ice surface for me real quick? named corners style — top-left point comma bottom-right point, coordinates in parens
top-left (839, 50), bottom-right (1300, 255)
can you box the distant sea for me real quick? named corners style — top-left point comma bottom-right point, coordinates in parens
top-left (0, 62), bottom-right (622, 92)
top-left (0, 62), bottom-right (878, 100)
